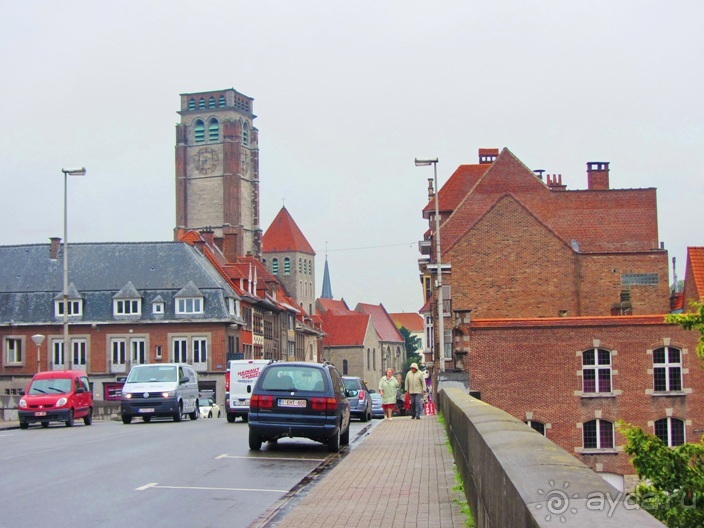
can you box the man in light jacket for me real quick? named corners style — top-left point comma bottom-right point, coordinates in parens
top-left (404, 363), bottom-right (425, 420)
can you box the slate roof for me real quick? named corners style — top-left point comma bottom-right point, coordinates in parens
top-left (0, 241), bottom-right (240, 325)
top-left (262, 207), bottom-right (315, 255)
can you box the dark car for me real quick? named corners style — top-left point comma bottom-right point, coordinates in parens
top-left (343, 376), bottom-right (372, 422)
top-left (248, 362), bottom-right (354, 452)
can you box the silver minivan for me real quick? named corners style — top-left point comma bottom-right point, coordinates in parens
top-left (120, 363), bottom-right (199, 424)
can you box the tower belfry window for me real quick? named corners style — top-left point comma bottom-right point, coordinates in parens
top-left (208, 96), bottom-right (216, 108)
top-left (198, 98), bottom-right (206, 109)
top-left (218, 95), bottom-right (226, 107)
top-left (188, 98), bottom-right (196, 110)
top-left (208, 118), bottom-right (219, 142)
top-left (243, 122), bottom-right (249, 146)
top-left (194, 120), bottom-right (205, 144)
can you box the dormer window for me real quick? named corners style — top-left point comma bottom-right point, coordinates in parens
top-left (54, 284), bottom-right (83, 317)
top-left (177, 298), bottom-right (203, 314)
top-left (152, 295), bottom-right (165, 315)
top-left (114, 299), bottom-right (140, 315)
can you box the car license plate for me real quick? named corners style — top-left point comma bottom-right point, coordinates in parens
top-left (279, 399), bottom-right (306, 408)
top-left (138, 408), bottom-right (154, 413)
top-left (34, 411), bottom-right (47, 416)
top-left (235, 400), bottom-right (248, 406)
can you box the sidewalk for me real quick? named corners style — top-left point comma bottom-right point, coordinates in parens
top-left (254, 414), bottom-right (465, 528)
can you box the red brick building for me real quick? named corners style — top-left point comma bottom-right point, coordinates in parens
top-left (420, 148), bottom-right (704, 488)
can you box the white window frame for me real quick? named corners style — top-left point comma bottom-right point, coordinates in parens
top-left (52, 340), bottom-right (65, 370)
top-left (152, 302), bottom-right (164, 314)
top-left (55, 299), bottom-right (82, 317)
top-left (653, 346), bottom-right (683, 392)
top-left (193, 337), bottom-right (208, 370)
top-left (131, 338), bottom-right (147, 365)
top-left (583, 419), bottom-right (614, 450)
top-left (4, 337), bottom-right (23, 366)
top-left (654, 417), bottom-right (686, 447)
top-left (173, 337), bottom-right (188, 363)
top-left (176, 297), bottom-right (203, 315)
top-left (111, 338), bottom-right (127, 373)
top-left (71, 339), bottom-right (87, 368)
top-left (581, 348), bottom-right (612, 394)
top-left (114, 299), bottom-right (141, 316)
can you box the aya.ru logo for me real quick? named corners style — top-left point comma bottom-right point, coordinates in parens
top-left (536, 480), bottom-right (579, 523)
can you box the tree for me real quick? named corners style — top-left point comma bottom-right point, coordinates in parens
top-left (399, 326), bottom-right (423, 372)
top-left (619, 421), bottom-right (704, 527)
top-left (665, 301), bottom-right (704, 360)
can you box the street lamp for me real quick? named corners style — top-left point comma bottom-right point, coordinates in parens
top-left (61, 167), bottom-right (86, 369)
top-left (31, 334), bottom-right (45, 373)
top-left (415, 157), bottom-right (446, 381)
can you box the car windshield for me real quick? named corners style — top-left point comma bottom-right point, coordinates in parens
top-left (127, 366), bottom-right (177, 383)
top-left (343, 378), bottom-right (361, 390)
top-left (260, 366), bottom-right (325, 392)
top-left (29, 378), bottom-right (71, 395)
top-left (198, 398), bottom-right (212, 406)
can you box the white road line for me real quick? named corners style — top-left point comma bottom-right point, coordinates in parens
top-left (216, 454), bottom-right (325, 462)
top-left (135, 482), bottom-right (287, 493)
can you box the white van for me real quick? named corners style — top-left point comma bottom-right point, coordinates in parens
top-left (225, 360), bottom-right (271, 422)
top-left (120, 363), bottom-right (199, 424)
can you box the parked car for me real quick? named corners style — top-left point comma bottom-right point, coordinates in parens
top-left (342, 376), bottom-right (372, 422)
top-left (198, 397), bottom-right (221, 419)
top-left (18, 370), bottom-right (93, 428)
top-left (120, 363), bottom-right (199, 424)
top-left (370, 392), bottom-right (384, 419)
top-left (248, 361), bottom-right (354, 452)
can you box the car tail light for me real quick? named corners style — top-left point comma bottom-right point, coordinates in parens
top-left (358, 390), bottom-right (366, 401)
top-left (225, 373), bottom-right (230, 392)
top-left (250, 394), bottom-right (273, 410)
top-left (311, 397), bottom-right (338, 411)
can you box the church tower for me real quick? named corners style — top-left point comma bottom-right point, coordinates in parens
top-left (262, 207), bottom-right (316, 314)
top-left (175, 88), bottom-right (261, 258)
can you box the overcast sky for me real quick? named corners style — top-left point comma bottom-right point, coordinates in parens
top-left (1, 1), bottom-right (702, 314)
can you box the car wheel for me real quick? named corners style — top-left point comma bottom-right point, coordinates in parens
top-left (189, 402), bottom-right (199, 421)
top-left (66, 409), bottom-right (74, 427)
top-left (19, 422), bottom-right (28, 430)
top-left (242, 414), bottom-right (248, 423)
top-left (174, 402), bottom-right (183, 422)
top-left (83, 408), bottom-right (93, 426)
top-left (122, 415), bottom-right (132, 424)
top-left (249, 430), bottom-right (262, 450)
top-left (143, 416), bottom-right (151, 423)
top-left (341, 424), bottom-right (350, 446)
top-left (360, 408), bottom-right (369, 422)
top-left (41, 422), bottom-right (49, 428)
top-left (328, 425), bottom-right (341, 452)
top-left (227, 413), bottom-right (236, 423)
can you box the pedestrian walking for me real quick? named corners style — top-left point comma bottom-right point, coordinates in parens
top-left (378, 368), bottom-right (399, 420)
top-left (405, 363), bottom-right (425, 420)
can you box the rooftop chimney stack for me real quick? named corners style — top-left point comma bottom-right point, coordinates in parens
top-left (587, 161), bottom-right (610, 190)
top-left (50, 237), bottom-right (61, 260)
top-left (478, 148), bottom-right (499, 164)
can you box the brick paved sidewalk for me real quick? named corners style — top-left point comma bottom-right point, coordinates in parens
top-left (256, 414), bottom-right (465, 528)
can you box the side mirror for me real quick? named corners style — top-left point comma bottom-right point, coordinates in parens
top-left (368, 389), bottom-right (376, 394)
top-left (180, 376), bottom-right (190, 384)
top-left (346, 389), bottom-right (358, 398)
top-left (75, 387), bottom-right (85, 394)
top-left (19, 389), bottom-right (25, 396)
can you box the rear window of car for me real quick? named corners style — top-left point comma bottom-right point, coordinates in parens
top-left (260, 366), bottom-right (326, 392)
top-left (343, 378), bottom-right (362, 390)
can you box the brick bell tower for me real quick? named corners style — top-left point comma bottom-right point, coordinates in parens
top-left (175, 88), bottom-right (261, 259)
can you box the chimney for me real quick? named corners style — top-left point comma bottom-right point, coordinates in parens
top-left (478, 148), bottom-right (498, 164)
top-left (50, 237), bottom-right (61, 260)
top-left (587, 162), bottom-right (610, 190)
top-left (200, 227), bottom-right (215, 246)
top-left (221, 229), bottom-right (239, 262)
top-left (533, 169), bottom-right (545, 180)
top-left (546, 174), bottom-right (566, 191)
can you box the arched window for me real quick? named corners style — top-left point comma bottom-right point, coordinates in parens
top-left (208, 96), bottom-right (216, 108)
top-left (582, 348), bottom-right (612, 394)
top-left (198, 98), bottom-right (206, 109)
top-left (655, 417), bottom-right (685, 446)
top-left (208, 118), bottom-right (219, 141)
top-left (188, 98), bottom-right (196, 110)
top-left (653, 346), bottom-right (683, 392)
top-left (272, 258), bottom-right (279, 275)
top-left (243, 122), bottom-right (249, 145)
top-left (309, 259), bottom-right (312, 275)
top-left (218, 95), bottom-right (226, 107)
top-left (583, 419), bottom-right (614, 450)
top-left (284, 257), bottom-right (291, 275)
top-left (525, 420), bottom-right (546, 436)
top-left (367, 348), bottom-right (370, 367)
top-left (343, 359), bottom-right (349, 375)
top-left (373, 348), bottom-right (376, 370)
top-left (193, 119), bottom-right (205, 144)
top-left (303, 259), bottom-right (308, 275)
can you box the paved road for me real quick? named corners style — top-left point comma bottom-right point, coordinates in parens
top-left (0, 416), bottom-right (375, 528)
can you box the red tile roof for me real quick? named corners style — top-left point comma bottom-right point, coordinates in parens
top-left (317, 298), bottom-right (354, 315)
top-left (321, 311), bottom-right (370, 346)
top-left (262, 207), bottom-right (315, 255)
top-left (389, 312), bottom-right (424, 333)
top-left (688, 247), bottom-right (704, 300)
top-left (439, 148), bottom-right (660, 255)
top-left (355, 303), bottom-right (404, 343)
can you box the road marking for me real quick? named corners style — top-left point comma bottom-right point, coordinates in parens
top-left (216, 454), bottom-right (325, 462)
top-left (136, 482), bottom-right (287, 493)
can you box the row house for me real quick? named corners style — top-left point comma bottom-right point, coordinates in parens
top-left (419, 147), bottom-right (704, 489)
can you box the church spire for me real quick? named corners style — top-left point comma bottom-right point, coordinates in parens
top-left (321, 254), bottom-right (333, 299)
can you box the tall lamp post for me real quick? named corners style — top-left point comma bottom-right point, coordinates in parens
top-left (32, 334), bottom-right (45, 373)
top-left (61, 167), bottom-right (86, 369)
top-left (415, 158), bottom-right (445, 403)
